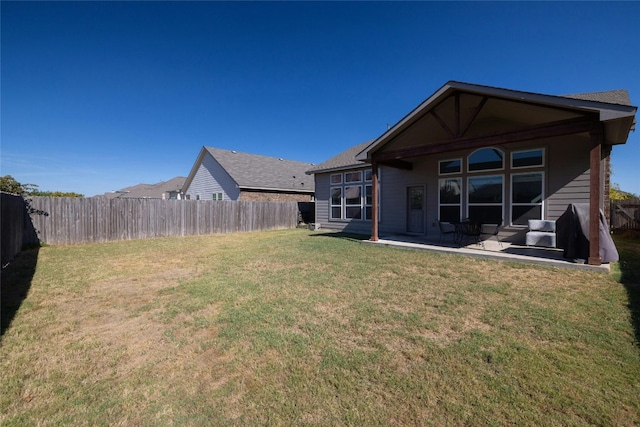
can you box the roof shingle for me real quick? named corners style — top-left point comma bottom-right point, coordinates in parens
top-left (205, 147), bottom-right (315, 192)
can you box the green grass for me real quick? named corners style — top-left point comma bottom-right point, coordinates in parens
top-left (1, 229), bottom-right (639, 426)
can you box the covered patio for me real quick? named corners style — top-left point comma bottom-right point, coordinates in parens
top-left (362, 233), bottom-right (611, 272)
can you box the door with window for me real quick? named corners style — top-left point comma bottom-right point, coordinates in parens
top-left (407, 186), bottom-right (425, 234)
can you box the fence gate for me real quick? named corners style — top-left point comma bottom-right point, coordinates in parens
top-left (610, 200), bottom-right (640, 231)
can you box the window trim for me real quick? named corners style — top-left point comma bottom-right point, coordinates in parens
top-left (330, 187), bottom-right (343, 220)
top-left (511, 148), bottom-right (545, 169)
top-left (468, 147), bottom-right (505, 173)
top-left (328, 168), bottom-right (377, 222)
top-left (344, 171), bottom-right (363, 183)
top-left (467, 174), bottom-right (504, 222)
top-left (439, 158), bottom-right (462, 176)
top-left (438, 177), bottom-right (462, 222)
top-left (510, 171), bottom-right (545, 226)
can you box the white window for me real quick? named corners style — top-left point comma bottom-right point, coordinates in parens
top-left (364, 185), bottom-right (373, 220)
top-left (329, 169), bottom-right (375, 221)
top-left (344, 186), bottom-right (362, 219)
top-left (344, 171), bottom-right (362, 183)
top-left (439, 158), bottom-right (462, 175)
top-left (330, 187), bottom-right (342, 219)
top-left (512, 149), bottom-right (544, 169)
top-left (468, 175), bottom-right (503, 224)
top-left (439, 178), bottom-right (462, 222)
top-left (212, 193), bottom-right (223, 200)
top-left (468, 148), bottom-right (504, 172)
top-left (511, 172), bottom-right (544, 225)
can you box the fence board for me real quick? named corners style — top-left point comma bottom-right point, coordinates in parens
top-left (23, 197), bottom-right (303, 245)
top-left (610, 199), bottom-right (640, 231)
top-left (1, 193), bottom-right (26, 265)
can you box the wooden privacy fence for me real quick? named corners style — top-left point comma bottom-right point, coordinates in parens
top-left (610, 199), bottom-right (640, 231)
top-left (25, 197), bottom-right (305, 246)
top-left (1, 193), bottom-right (27, 265)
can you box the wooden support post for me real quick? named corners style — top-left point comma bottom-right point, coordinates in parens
top-left (588, 126), bottom-right (602, 266)
top-left (371, 162), bottom-right (379, 242)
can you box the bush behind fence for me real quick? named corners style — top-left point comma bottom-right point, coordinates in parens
top-left (18, 196), bottom-right (306, 247)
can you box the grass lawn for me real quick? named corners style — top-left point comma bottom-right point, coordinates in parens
top-left (1, 229), bottom-right (639, 426)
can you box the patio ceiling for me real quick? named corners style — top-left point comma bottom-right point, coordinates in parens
top-left (357, 81), bottom-right (637, 167)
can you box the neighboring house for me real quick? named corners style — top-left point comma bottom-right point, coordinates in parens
top-left (307, 81), bottom-right (637, 265)
top-left (182, 146), bottom-right (315, 202)
top-left (105, 177), bottom-right (187, 199)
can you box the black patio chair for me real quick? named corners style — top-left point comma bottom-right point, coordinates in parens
top-left (456, 219), bottom-right (482, 246)
top-left (437, 221), bottom-right (456, 244)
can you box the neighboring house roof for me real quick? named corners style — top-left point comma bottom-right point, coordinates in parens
top-left (356, 81), bottom-right (637, 162)
top-left (106, 176), bottom-right (186, 199)
top-left (563, 89), bottom-right (632, 106)
top-left (305, 140), bottom-right (373, 175)
top-left (184, 147), bottom-right (315, 193)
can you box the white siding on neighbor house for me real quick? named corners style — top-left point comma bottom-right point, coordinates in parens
top-left (185, 153), bottom-right (241, 201)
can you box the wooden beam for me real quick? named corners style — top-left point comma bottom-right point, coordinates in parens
top-left (370, 163), bottom-right (379, 242)
top-left (460, 96), bottom-right (488, 137)
top-left (372, 116), bottom-right (596, 163)
top-left (588, 125), bottom-right (603, 266)
top-left (431, 110), bottom-right (455, 139)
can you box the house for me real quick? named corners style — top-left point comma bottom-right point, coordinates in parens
top-left (105, 176), bottom-right (187, 199)
top-left (182, 146), bottom-right (315, 202)
top-left (307, 81), bottom-right (637, 265)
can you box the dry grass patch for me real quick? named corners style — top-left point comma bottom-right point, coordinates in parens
top-left (2, 229), bottom-right (639, 426)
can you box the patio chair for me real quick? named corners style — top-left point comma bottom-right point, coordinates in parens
top-left (480, 220), bottom-right (503, 248)
top-left (437, 221), bottom-right (456, 243)
top-left (455, 219), bottom-right (482, 246)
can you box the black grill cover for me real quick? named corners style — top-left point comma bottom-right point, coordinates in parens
top-left (556, 203), bottom-right (619, 263)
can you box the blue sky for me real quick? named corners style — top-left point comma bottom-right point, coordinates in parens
top-left (2, 1), bottom-right (639, 197)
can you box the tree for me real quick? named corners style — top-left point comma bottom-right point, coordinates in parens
top-left (610, 182), bottom-right (638, 200)
top-left (0, 175), bottom-right (37, 195)
top-left (0, 175), bottom-right (84, 197)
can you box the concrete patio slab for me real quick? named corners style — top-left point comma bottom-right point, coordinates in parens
top-left (362, 235), bottom-right (611, 272)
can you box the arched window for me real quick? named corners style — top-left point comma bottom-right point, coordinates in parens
top-left (468, 148), bottom-right (504, 172)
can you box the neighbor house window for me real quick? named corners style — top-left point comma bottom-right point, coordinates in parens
top-left (330, 174), bottom-right (342, 184)
top-left (511, 172), bottom-right (543, 225)
top-left (212, 193), bottom-right (223, 200)
top-left (469, 148), bottom-right (504, 172)
top-left (468, 175), bottom-right (503, 223)
top-left (439, 178), bottom-right (462, 223)
top-left (512, 149), bottom-right (544, 169)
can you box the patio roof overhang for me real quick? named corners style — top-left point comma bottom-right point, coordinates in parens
top-left (356, 81), bottom-right (637, 166)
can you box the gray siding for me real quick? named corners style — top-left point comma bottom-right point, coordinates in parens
top-left (185, 152), bottom-right (241, 201)
top-left (313, 168), bottom-right (374, 235)
top-left (546, 134), bottom-right (592, 220)
top-left (314, 135), bottom-right (606, 243)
